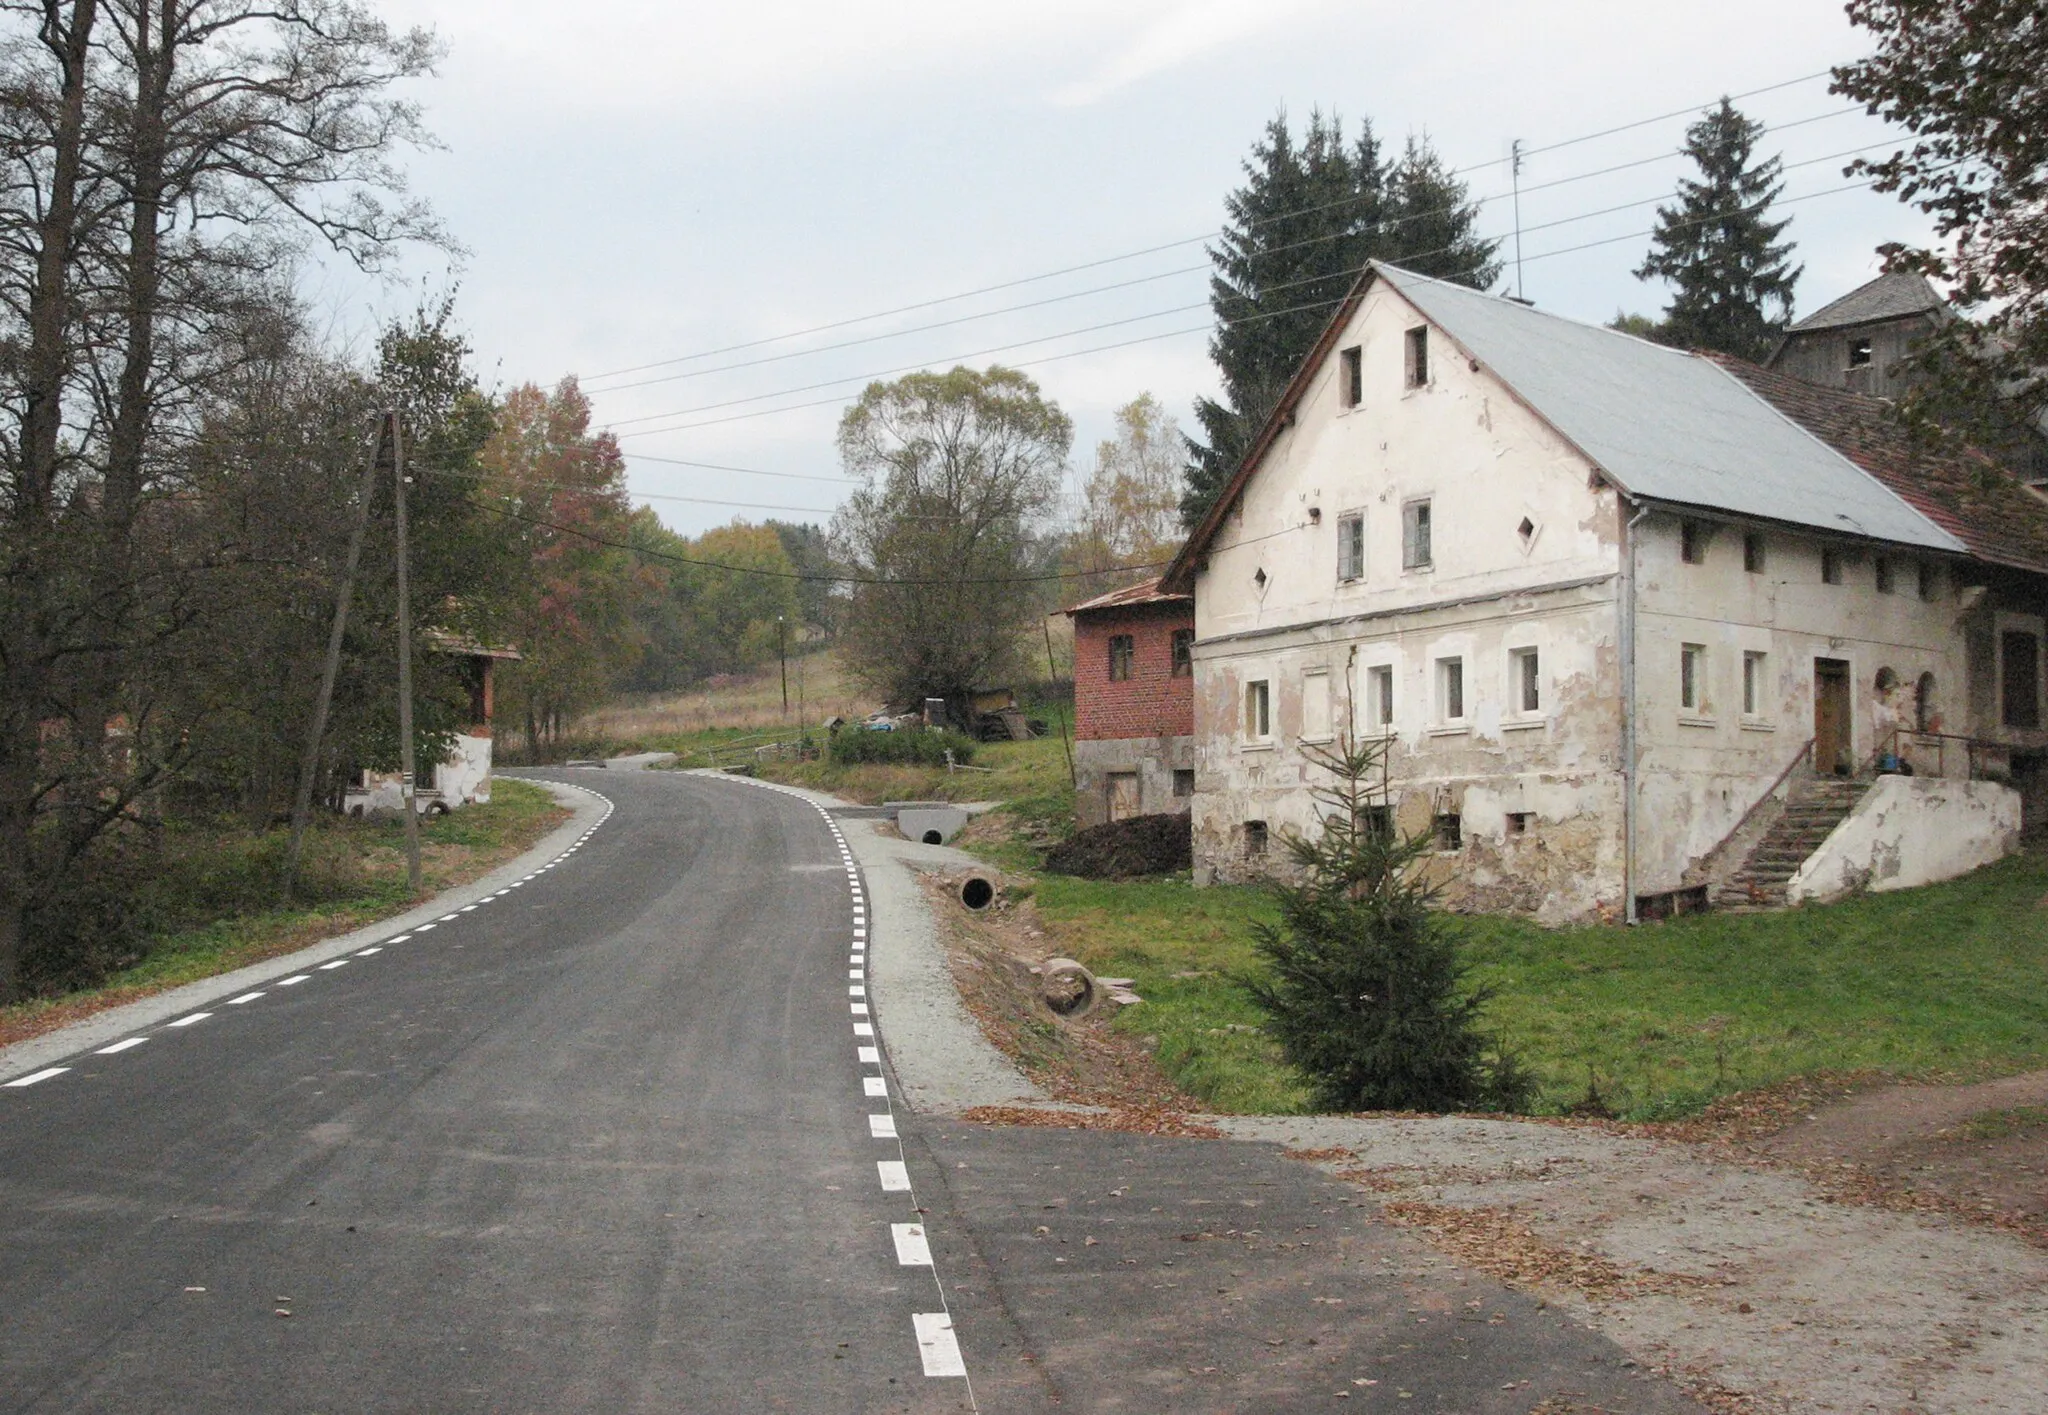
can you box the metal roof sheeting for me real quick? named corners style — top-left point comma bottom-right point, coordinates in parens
top-left (1379, 264), bottom-right (1966, 552)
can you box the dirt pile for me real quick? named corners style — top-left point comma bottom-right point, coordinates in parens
top-left (1043, 811), bottom-right (1191, 879)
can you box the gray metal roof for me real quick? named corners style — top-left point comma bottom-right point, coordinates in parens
top-left (1787, 272), bottom-right (1947, 333)
top-left (1378, 264), bottom-right (1965, 552)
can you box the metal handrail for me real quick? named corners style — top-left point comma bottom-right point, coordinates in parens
top-left (1690, 737), bottom-right (1816, 888)
top-left (1875, 725), bottom-right (2003, 781)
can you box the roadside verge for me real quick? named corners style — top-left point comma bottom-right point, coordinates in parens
top-left (0, 779), bottom-right (607, 1084)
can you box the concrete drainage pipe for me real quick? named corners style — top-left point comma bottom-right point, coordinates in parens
top-left (958, 875), bottom-right (996, 910)
top-left (1040, 957), bottom-right (1097, 1018)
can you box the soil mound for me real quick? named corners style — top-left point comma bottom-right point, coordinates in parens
top-left (1043, 812), bottom-right (1191, 880)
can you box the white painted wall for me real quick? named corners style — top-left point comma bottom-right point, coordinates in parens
top-left (343, 732), bottom-right (495, 816)
top-left (1786, 776), bottom-right (2020, 903)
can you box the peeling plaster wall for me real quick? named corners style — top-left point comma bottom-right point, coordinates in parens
top-left (1785, 776), bottom-right (2020, 903)
top-left (1190, 282), bottom-right (1628, 924)
top-left (1073, 735), bottom-right (1196, 828)
top-left (1632, 514), bottom-right (1971, 895)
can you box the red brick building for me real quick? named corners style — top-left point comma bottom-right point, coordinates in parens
top-left (1064, 578), bottom-right (1197, 828)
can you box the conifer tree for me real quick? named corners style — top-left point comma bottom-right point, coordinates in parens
top-left (1246, 735), bottom-right (1532, 1113)
top-left (1634, 99), bottom-right (1801, 360)
top-left (1183, 114), bottom-right (1498, 528)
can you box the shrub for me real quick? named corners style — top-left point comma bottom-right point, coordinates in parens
top-left (827, 727), bottom-right (977, 767)
top-left (1044, 812), bottom-right (1191, 879)
top-left (1245, 736), bottom-right (1532, 1113)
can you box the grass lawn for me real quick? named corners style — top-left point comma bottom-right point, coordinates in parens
top-left (0, 778), bottom-right (568, 1048)
top-left (1031, 855), bottom-right (2048, 1121)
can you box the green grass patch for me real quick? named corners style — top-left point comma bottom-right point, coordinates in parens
top-left (1026, 855), bottom-right (2048, 1120)
top-left (1953, 1105), bottom-right (2048, 1142)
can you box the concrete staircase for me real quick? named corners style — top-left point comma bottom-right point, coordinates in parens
top-left (1712, 776), bottom-right (1871, 909)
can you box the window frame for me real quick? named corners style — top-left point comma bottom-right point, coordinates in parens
top-left (1743, 532), bottom-right (1766, 575)
top-left (1107, 632), bottom-right (1135, 682)
top-left (2000, 629), bottom-right (2042, 730)
top-left (1301, 668), bottom-right (1333, 743)
top-left (1742, 649), bottom-right (1769, 720)
top-left (1875, 555), bottom-right (1895, 594)
top-left (1435, 655), bottom-right (1466, 725)
top-left (1508, 646), bottom-right (1541, 717)
top-left (1338, 344), bottom-right (1363, 408)
top-left (1680, 642), bottom-right (1710, 716)
top-left (1401, 498), bottom-right (1433, 570)
top-left (1336, 510), bottom-right (1366, 582)
top-left (1366, 664), bottom-right (1396, 732)
top-left (1170, 627), bottom-right (1194, 677)
top-left (1821, 548), bottom-right (1844, 586)
top-left (1244, 678), bottom-right (1273, 744)
top-left (1680, 519), bottom-right (1708, 565)
top-left (1403, 325), bottom-right (1429, 389)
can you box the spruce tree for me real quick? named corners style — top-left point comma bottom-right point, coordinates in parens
top-left (1634, 98), bottom-right (1801, 361)
top-left (1245, 736), bottom-right (1533, 1114)
top-left (1183, 114), bottom-right (1498, 529)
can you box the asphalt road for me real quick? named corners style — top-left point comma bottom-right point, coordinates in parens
top-left (0, 770), bottom-right (965, 1414)
top-left (2, 768), bottom-right (1705, 1414)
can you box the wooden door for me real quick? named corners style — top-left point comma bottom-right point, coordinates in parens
top-left (1107, 772), bottom-right (1141, 822)
top-left (1814, 658), bottom-right (1852, 775)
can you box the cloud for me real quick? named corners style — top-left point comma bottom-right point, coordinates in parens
top-left (1049, 0), bottom-right (1326, 107)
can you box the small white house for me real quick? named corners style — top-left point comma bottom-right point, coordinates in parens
top-left (1161, 263), bottom-right (2037, 923)
top-left (344, 633), bottom-right (519, 817)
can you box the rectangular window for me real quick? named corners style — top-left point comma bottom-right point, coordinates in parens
top-left (1506, 811), bottom-right (1532, 836)
top-left (1244, 679), bottom-right (1272, 742)
top-left (1680, 520), bottom-right (1708, 565)
top-left (1918, 561), bottom-right (1939, 601)
top-left (1821, 548), bottom-right (1844, 585)
top-left (1243, 820), bottom-right (1269, 859)
top-left (1170, 627), bottom-right (1194, 677)
top-left (1404, 325), bottom-right (1429, 388)
top-left (1743, 650), bottom-right (1767, 716)
top-left (1336, 511), bottom-right (1365, 581)
top-left (1511, 647), bottom-right (1541, 714)
top-left (1367, 664), bottom-right (1395, 729)
top-left (1875, 556), bottom-right (1895, 594)
top-left (1107, 633), bottom-right (1134, 682)
top-left (1436, 656), bottom-right (1465, 722)
top-left (2002, 630), bottom-right (2041, 729)
top-left (1681, 643), bottom-right (1708, 712)
top-left (1849, 337), bottom-right (1873, 368)
top-left (1302, 669), bottom-right (1332, 741)
top-left (1339, 344), bottom-right (1362, 407)
top-left (1362, 805), bottom-right (1394, 841)
top-left (1402, 499), bottom-right (1433, 569)
top-left (1744, 532), bottom-right (1766, 574)
top-left (1172, 768), bottom-right (1195, 798)
top-left (1433, 813), bottom-right (1462, 852)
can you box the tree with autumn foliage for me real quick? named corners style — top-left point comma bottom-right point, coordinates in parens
top-left (1065, 393), bottom-right (1184, 598)
top-left (476, 380), bottom-right (648, 750)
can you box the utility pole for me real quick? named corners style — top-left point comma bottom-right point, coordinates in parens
top-left (283, 419), bottom-right (386, 899)
top-left (1510, 139), bottom-right (1527, 302)
top-left (391, 410), bottom-right (422, 897)
top-left (778, 614), bottom-right (788, 715)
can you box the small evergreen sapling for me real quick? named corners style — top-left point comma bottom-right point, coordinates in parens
top-left (1245, 735), bottom-right (1532, 1113)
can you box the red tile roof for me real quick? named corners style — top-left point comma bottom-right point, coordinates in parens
top-left (1714, 356), bottom-right (2048, 576)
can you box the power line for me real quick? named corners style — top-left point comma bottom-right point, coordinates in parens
top-left (626, 451), bottom-right (854, 484)
top-left (611, 157), bottom-right (1892, 437)
top-left (585, 70), bottom-right (1841, 383)
top-left (466, 496), bottom-right (1169, 586)
top-left (616, 172), bottom-right (1901, 441)
top-left (591, 111), bottom-right (1873, 402)
top-left (416, 465), bottom-right (840, 515)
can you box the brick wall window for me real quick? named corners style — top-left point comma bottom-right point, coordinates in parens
top-left (1108, 633), bottom-right (1134, 682)
top-left (1171, 628), bottom-right (1194, 676)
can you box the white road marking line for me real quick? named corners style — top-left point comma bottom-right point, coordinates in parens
top-left (913, 1312), bottom-right (966, 1378)
top-left (318, 960), bottom-right (348, 970)
top-left (849, 985), bottom-right (866, 997)
top-left (850, 969), bottom-right (864, 980)
top-left (510, 880), bottom-right (526, 887)
top-left (167, 1012), bottom-right (214, 1027)
top-left (4, 1067), bottom-right (68, 1088)
top-left (854, 1022), bottom-right (874, 1037)
top-left (458, 904), bottom-right (479, 913)
top-left (892, 1222), bottom-right (934, 1267)
top-left (864, 1075), bottom-right (888, 1097)
top-left (356, 947), bottom-right (381, 956)
top-left (226, 992), bottom-right (264, 1005)
top-left (854, 928), bottom-right (867, 939)
top-left (96, 1038), bottom-right (148, 1054)
top-left (493, 890), bottom-right (511, 897)
top-left (276, 975), bottom-right (310, 986)
top-left (386, 934), bottom-right (410, 943)
top-left (868, 1113), bottom-right (898, 1139)
top-left (859, 1046), bottom-right (880, 1064)
top-left (851, 1002), bottom-right (869, 1016)
top-left (438, 913), bottom-right (460, 922)
top-left (415, 923), bottom-right (436, 931)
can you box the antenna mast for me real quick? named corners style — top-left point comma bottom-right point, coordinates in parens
top-left (1510, 138), bottom-right (1526, 301)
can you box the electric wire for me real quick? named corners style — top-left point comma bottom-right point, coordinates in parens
top-left (585, 70), bottom-right (1842, 383)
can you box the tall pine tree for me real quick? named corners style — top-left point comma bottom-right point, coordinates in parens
top-left (1183, 113), bottom-right (1498, 528)
top-left (1634, 99), bottom-right (1801, 361)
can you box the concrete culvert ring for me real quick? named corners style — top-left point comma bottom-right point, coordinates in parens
top-left (1041, 957), bottom-right (1097, 1018)
top-left (922, 829), bottom-right (944, 845)
top-left (959, 875), bottom-right (995, 910)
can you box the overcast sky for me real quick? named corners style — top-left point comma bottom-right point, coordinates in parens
top-left (338, 0), bottom-right (1933, 537)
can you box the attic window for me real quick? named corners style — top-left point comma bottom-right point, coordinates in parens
top-left (1340, 345), bottom-right (1363, 408)
top-left (1849, 337), bottom-right (1873, 368)
top-left (1517, 517), bottom-right (1536, 549)
top-left (1404, 326), bottom-right (1430, 388)
top-left (1680, 520), bottom-right (1709, 565)
top-left (1253, 567), bottom-right (1268, 594)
